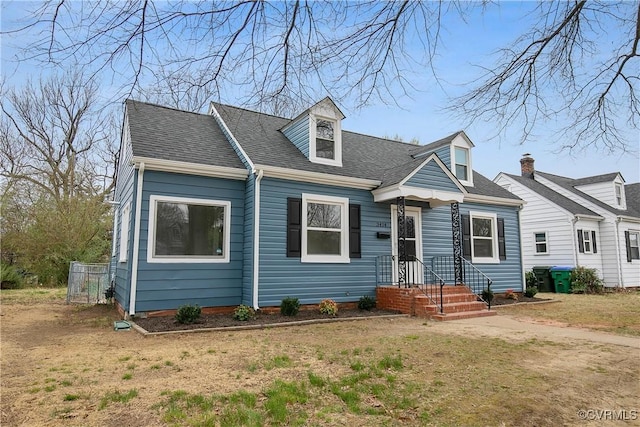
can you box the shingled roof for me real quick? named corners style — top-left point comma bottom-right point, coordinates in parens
top-left (212, 103), bottom-right (520, 200)
top-left (125, 100), bottom-right (245, 170)
top-left (537, 171), bottom-right (639, 218)
top-left (504, 173), bottom-right (600, 217)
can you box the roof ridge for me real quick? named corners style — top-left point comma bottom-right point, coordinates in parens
top-left (126, 99), bottom-right (211, 117)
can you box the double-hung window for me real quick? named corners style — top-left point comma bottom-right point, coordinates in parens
top-left (147, 195), bottom-right (230, 263)
top-left (454, 147), bottom-right (469, 182)
top-left (582, 230), bottom-right (593, 253)
top-left (118, 203), bottom-right (131, 262)
top-left (470, 212), bottom-right (499, 263)
top-left (615, 183), bottom-right (623, 206)
top-left (625, 231), bottom-right (639, 261)
top-left (534, 232), bottom-right (548, 254)
top-left (316, 119), bottom-right (335, 160)
top-left (301, 194), bottom-right (349, 263)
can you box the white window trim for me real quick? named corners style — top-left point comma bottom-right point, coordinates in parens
top-left (309, 115), bottom-right (342, 167)
top-left (614, 183), bottom-right (624, 207)
top-left (629, 230), bottom-right (640, 260)
top-left (582, 229), bottom-right (593, 254)
top-left (534, 231), bottom-right (549, 255)
top-left (469, 211), bottom-right (499, 264)
top-left (112, 210), bottom-right (119, 257)
top-left (147, 195), bottom-right (231, 264)
top-left (450, 142), bottom-right (473, 186)
top-left (301, 193), bottom-right (350, 263)
top-left (118, 203), bottom-right (131, 263)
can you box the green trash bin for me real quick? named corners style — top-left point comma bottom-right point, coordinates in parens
top-left (532, 266), bottom-right (553, 292)
top-left (550, 266), bottom-right (573, 294)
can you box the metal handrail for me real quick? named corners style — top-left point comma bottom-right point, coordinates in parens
top-left (376, 255), bottom-right (445, 314)
top-left (431, 255), bottom-right (493, 310)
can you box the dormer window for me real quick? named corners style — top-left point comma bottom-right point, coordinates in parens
top-left (615, 183), bottom-right (623, 206)
top-left (454, 147), bottom-right (469, 181)
top-left (316, 119), bottom-right (335, 160)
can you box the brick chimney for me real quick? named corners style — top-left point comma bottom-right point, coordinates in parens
top-left (520, 153), bottom-right (534, 178)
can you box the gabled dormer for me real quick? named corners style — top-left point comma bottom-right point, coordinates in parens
top-left (281, 97), bottom-right (345, 167)
top-left (411, 131), bottom-right (475, 187)
top-left (574, 172), bottom-right (627, 210)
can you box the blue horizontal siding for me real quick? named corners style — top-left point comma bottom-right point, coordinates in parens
top-left (282, 116), bottom-right (309, 157)
top-left (434, 146), bottom-right (451, 170)
top-left (257, 178), bottom-right (391, 307)
top-left (242, 177), bottom-right (255, 306)
top-left (405, 159), bottom-right (462, 192)
top-left (133, 170), bottom-right (246, 313)
top-left (113, 127), bottom-right (136, 312)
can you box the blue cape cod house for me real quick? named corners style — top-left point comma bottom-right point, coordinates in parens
top-left (110, 97), bottom-right (524, 319)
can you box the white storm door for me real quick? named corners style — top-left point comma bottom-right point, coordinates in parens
top-left (391, 205), bottom-right (423, 285)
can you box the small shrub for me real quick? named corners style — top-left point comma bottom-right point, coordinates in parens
top-left (280, 297), bottom-right (300, 316)
top-left (233, 304), bottom-right (255, 321)
top-left (175, 304), bottom-right (201, 324)
top-left (504, 289), bottom-right (518, 300)
top-left (319, 299), bottom-right (338, 316)
top-left (358, 295), bottom-right (376, 311)
top-left (524, 286), bottom-right (538, 298)
top-left (481, 289), bottom-right (494, 303)
top-left (571, 266), bottom-right (604, 294)
top-left (1, 263), bottom-right (23, 289)
top-left (525, 270), bottom-right (536, 289)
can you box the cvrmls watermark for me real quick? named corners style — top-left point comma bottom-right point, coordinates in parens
top-left (577, 409), bottom-right (638, 421)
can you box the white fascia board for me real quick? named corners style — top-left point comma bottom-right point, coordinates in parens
top-left (463, 193), bottom-right (525, 207)
top-left (574, 214), bottom-right (605, 221)
top-left (372, 184), bottom-right (464, 204)
top-left (208, 103), bottom-right (256, 172)
top-left (617, 215), bottom-right (640, 224)
top-left (398, 153), bottom-right (469, 194)
top-left (132, 156), bottom-right (249, 180)
top-left (256, 164), bottom-right (380, 190)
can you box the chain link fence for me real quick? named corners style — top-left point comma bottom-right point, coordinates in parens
top-left (67, 262), bottom-right (110, 304)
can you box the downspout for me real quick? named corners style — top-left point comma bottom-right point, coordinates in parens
top-left (129, 162), bottom-right (145, 317)
top-left (517, 205), bottom-right (526, 292)
top-left (570, 216), bottom-right (579, 267)
top-left (252, 169), bottom-right (264, 310)
top-left (614, 217), bottom-right (624, 288)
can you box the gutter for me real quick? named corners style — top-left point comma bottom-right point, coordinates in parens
top-left (129, 162), bottom-right (145, 317)
top-left (252, 169), bottom-right (264, 310)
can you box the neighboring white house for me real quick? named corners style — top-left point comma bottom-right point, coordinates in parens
top-left (495, 155), bottom-right (640, 288)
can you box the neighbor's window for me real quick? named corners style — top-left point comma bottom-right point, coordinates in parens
top-left (454, 147), bottom-right (469, 181)
top-left (615, 183), bottom-right (623, 206)
top-left (302, 194), bottom-right (349, 263)
top-left (147, 195), bottom-right (230, 263)
top-left (534, 232), bottom-right (548, 254)
top-left (316, 119), bottom-right (335, 160)
top-left (629, 232), bottom-right (639, 260)
top-left (582, 230), bottom-right (593, 253)
top-left (470, 212), bottom-right (498, 263)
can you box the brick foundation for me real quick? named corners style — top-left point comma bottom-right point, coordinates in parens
top-left (376, 286), bottom-right (423, 315)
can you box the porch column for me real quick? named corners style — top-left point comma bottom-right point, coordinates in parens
top-left (451, 202), bottom-right (463, 284)
top-left (397, 196), bottom-right (407, 287)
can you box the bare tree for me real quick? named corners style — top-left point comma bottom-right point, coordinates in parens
top-left (3, 1), bottom-right (638, 150)
top-left (0, 70), bottom-right (118, 284)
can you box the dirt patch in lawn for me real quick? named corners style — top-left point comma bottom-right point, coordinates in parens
top-left (491, 295), bottom-right (553, 306)
top-left (134, 308), bottom-right (403, 333)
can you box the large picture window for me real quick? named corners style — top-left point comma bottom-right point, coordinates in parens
top-left (301, 194), bottom-right (349, 263)
top-left (147, 196), bottom-right (230, 263)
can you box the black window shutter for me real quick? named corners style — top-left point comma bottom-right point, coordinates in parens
top-left (461, 214), bottom-right (471, 258)
top-left (287, 198), bottom-right (302, 257)
top-left (349, 204), bottom-right (361, 258)
top-left (577, 229), bottom-right (584, 253)
top-left (497, 218), bottom-right (506, 260)
top-left (591, 231), bottom-right (597, 254)
top-left (625, 231), bottom-right (632, 262)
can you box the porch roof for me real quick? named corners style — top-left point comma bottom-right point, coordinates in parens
top-left (372, 154), bottom-right (467, 207)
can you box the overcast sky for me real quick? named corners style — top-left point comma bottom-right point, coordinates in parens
top-left (2, 1), bottom-right (638, 183)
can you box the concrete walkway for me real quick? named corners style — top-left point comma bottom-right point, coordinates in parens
top-left (429, 314), bottom-right (640, 349)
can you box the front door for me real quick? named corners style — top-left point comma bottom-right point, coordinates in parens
top-left (391, 205), bottom-right (423, 285)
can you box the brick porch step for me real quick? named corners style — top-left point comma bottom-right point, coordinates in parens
top-left (429, 309), bottom-right (497, 321)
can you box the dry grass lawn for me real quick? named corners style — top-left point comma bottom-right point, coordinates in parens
top-left (497, 291), bottom-right (640, 336)
top-left (1, 288), bottom-right (638, 426)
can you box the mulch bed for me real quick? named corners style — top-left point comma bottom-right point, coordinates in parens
top-left (491, 295), bottom-right (553, 306)
top-left (134, 308), bottom-right (403, 333)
